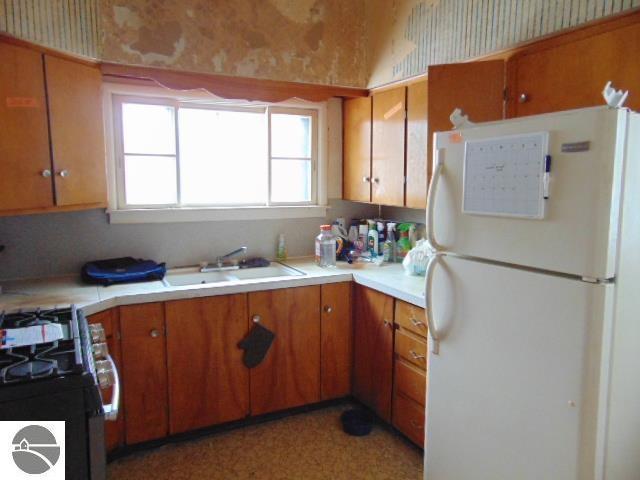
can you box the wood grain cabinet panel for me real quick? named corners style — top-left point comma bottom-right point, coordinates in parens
top-left (352, 284), bottom-right (394, 422)
top-left (0, 43), bottom-right (54, 212)
top-left (372, 87), bottom-right (406, 206)
top-left (87, 308), bottom-right (124, 453)
top-left (119, 303), bottom-right (168, 445)
top-left (45, 54), bottom-right (106, 207)
top-left (320, 282), bottom-right (353, 400)
top-left (165, 295), bottom-right (250, 434)
top-left (394, 359), bottom-right (426, 407)
top-left (395, 330), bottom-right (427, 371)
top-left (392, 391), bottom-right (425, 448)
top-left (405, 80), bottom-right (429, 209)
top-left (343, 96), bottom-right (372, 202)
top-left (248, 286), bottom-right (321, 415)
top-left (427, 60), bottom-right (505, 180)
top-left (508, 22), bottom-right (640, 117)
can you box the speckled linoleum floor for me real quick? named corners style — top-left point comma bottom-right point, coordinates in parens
top-left (107, 404), bottom-right (423, 480)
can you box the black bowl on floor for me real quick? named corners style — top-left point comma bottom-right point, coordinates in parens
top-left (341, 408), bottom-right (374, 436)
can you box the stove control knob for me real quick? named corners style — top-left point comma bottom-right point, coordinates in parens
top-left (95, 360), bottom-right (115, 389)
top-left (88, 324), bottom-right (107, 343)
top-left (92, 342), bottom-right (110, 360)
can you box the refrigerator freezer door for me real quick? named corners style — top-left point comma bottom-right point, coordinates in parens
top-left (431, 107), bottom-right (627, 279)
top-left (424, 255), bottom-right (609, 480)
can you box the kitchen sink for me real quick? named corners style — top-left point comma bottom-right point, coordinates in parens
top-left (163, 262), bottom-right (305, 287)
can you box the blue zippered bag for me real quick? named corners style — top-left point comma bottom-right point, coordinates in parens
top-left (81, 257), bottom-right (166, 286)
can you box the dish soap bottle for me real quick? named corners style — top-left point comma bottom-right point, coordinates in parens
top-left (276, 233), bottom-right (287, 261)
top-left (315, 225), bottom-right (336, 267)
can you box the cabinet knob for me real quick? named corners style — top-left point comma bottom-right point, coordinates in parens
top-left (362, 176), bottom-right (370, 183)
top-left (41, 169), bottom-right (52, 178)
top-left (518, 93), bottom-right (529, 104)
top-left (372, 177), bottom-right (380, 184)
top-left (252, 314), bottom-right (261, 323)
top-left (323, 305), bottom-right (333, 314)
top-left (149, 329), bottom-right (161, 338)
top-left (58, 169), bottom-right (70, 178)
top-left (383, 319), bottom-right (392, 328)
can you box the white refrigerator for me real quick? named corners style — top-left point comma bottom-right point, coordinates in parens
top-left (423, 106), bottom-right (640, 480)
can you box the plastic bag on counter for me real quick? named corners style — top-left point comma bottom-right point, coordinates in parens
top-left (402, 239), bottom-right (434, 276)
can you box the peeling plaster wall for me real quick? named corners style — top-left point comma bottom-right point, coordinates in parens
top-left (99, 0), bottom-right (368, 87)
top-left (366, 0), bottom-right (640, 88)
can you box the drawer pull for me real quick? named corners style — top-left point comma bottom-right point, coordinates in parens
top-left (410, 419), bottom-right (424, 430)
top-left (410, 318), bottom-right (425, 328)
top-left (409, 350), bottom-right (426, 360)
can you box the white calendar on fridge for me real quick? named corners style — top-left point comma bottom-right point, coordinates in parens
top-left (462, 132), bottom-right (549, 219)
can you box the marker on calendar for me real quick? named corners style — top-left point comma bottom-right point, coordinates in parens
top-left (543, 155), bottom-right (551, 199)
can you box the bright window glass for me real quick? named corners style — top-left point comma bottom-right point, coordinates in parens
top-left (271, 114), bottom-right (311, 158)
top-left (122, 103), bottom-right (175, 154)
top-left (124, 155), bottom-right (177, 205)
top-left (271, 159), bottom-right (312, 203)
top-left (178, 108), bottom-right (267, 205)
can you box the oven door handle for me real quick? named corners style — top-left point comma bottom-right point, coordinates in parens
top-left (102, 354), bottom-right (120, 422)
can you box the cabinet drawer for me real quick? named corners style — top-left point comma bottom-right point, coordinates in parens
top-left (394, 300), bottom-right (428, 338)
top-left (394, 360), bottom-right (426, 407)
top-left (392, 392), bottom-right (425, 448)
top-left (395, 329), bottom-right (427, 370)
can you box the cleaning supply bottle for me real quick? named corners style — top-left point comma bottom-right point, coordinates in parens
top-left (396, 223), bottom-right (412, 259)
top-left (377, 221), bottom-right (386, 255)
top-left (357, 224), bottom-right (368, 253)
top-left (367, 220), bottom-right (378, 256)
top-left (383, 223), bottom-right (397, 262)
top-left (315, 225), bottom-right (336, 267)
top-left (276, 233), bottom-right (287, 260)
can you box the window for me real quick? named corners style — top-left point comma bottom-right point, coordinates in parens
top-left (113, 96), bottom-right (318, 211)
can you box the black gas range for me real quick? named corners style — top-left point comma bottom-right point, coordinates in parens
top-left (0, 306), bottom-right (119, 480)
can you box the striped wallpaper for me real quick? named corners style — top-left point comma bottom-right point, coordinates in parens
top-left (0, 0), bottom-right (99, 58)
top-left (392, 0), bottom-right (640, 80)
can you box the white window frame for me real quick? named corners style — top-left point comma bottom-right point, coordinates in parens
top-left (103, 83), bottom-right (328, 224)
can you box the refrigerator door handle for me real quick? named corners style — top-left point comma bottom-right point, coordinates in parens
top-left (426, 147), bottom-right (445, 251)
top-left (426, 252), bottom-right (442, 355)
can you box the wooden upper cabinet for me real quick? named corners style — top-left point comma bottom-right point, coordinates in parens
top-left (0, 43), bottom-right (54, 212)
top-left (428, 60), bottom-right (505, 175)
top-left (165, 295), bottom-right (250, 434)
top-left (353, 284), bottom-right (394, 422)
top-left (119, 303), bottom-right (168, 445)
top-left (45, 55), bottom-right (107, 206)
top-left (248, 286), bottom-right (321, 416)
top-left (405, 80), bottom-right (429, 209)
top-left (508, 21), bottom-right (640, 117)
top-left (320, 282), bottom-right (353, 400)
top-left (343, 96), bottom-right (372, 202)
top-left (372, 87), bottom-right (406, 206)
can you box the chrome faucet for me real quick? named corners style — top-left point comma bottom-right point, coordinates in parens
top-left (200, 246), bottom-right (247, 272)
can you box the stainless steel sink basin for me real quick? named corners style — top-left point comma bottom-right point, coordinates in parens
top-left (163, 263), bottom-right (305, 287)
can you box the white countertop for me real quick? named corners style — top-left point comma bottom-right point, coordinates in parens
top-left (0, 258), bottom-right (426, 315)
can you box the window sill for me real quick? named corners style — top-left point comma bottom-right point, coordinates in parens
top-left (107, 205), bottom-right (329, 224)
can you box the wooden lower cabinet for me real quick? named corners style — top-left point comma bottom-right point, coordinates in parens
top-left (165, 295), bottom-right (250, 434)
top-left (392, 388), bottom-right (426, 447)
top-left (87, 308), bottom-right (124, 453)
top-left (119, 303), bottom-right (169, 445)
top-left (320, 282), bottom-right (353, 400)
top-left (353, 285), bottom-right (394, 422)
top-left (248, 286), bottom-right (321, 415)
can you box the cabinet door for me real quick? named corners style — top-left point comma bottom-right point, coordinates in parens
top-left (428, 60), bottom-right (504, 180)
top-left (165, 295), bottom-right (249, 434)
top-left (508, 22), bottom-right (640, 117)
top-left (0, 43), bottom-right (53, 212)
top-left (353, 285), bottom-right (394, 421)
top-left (372, 87), bottom-right (406, 206)
top-left (343, 96), bottom-right (372, 202)
top-left (119, 303), bottom-right (168, 444)
top-left (87, 308), bottom-right (124, 453)
top-left (248, 286), bottom-right (321, 415)
top-left (320, 282), bottom-right (352, 400)
top-left (405, 80), bottom-right (429, 209)
top-left (44, 55), bottom-right (106, 207)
